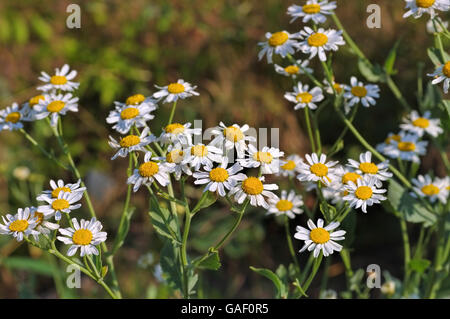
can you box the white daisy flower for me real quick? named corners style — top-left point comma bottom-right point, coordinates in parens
top-left (376, 132), bottom-right (404, 156)
top-left (297, 153), bottom-right (338, 186)
top-left (403, 0), bottom-right (449, 19)
top-left (411, 174), bottom-right (448, 204)
top-left (127, 152), bottom-right (175, 192)
top-left (0, 103), bottom-right (27, 131)
top-left (323, 78), bottom-right (347, 95)
top-left (383, 133), bottom-right (428, 163)
top-left (274, 59), bottom-right (313, 79)
top-left (229, 176), bottom-right (279, 209)
top-left (153, 79), bottom-right (199, 104)
top-left (343, 176), bottom-right (387, 213)
top-left (159, 122), bottom-right (202, 147)
top-left (37, 64), bottom-right (79, 93)
top-left (210, 122), bottom-right (256, 158)
top-left (238, 144), bottom-right (284, 174)
top-left (400, 110), bottom-right (443, 137)
top-left (294, 218), bottom-right (345, 258)
top-left (57, 218), bottom-right (107, 257)
top-left (0, 208), bottom-right (39, 242)
top-left (277, 154), bottom-right (304, 178)
top-left (267, 190), bottom-right (304, 219)
top-left (183, 143), bottom-right (223, 171)
top-left (258, 31), bottom-right (302, 64)
top-left (426, 17), bottom-right (449, 33)
top-left (33, 93), bottom-right (79, 127)
top-left (29, 206), bottom-right (59, 236)
top-left (106, 94), bottom-right (157, 134)
top-left (287, 0), bottom-right (337, 24)
top-left (37, 189), bottom-right (83, 221)
top-left (297, 27), bottom-right (345, 62)
top-left (21, 94), bottom-right (48, 121)
top-left (346, 151), bottom-right (392, 187)
top-left (344, 76), bottom-right (380, 108)
top-left (165, 145), bottom-right (192, 180)
top-left (284, 82), bottom-right (324, 110)
top-left (332, 165), bottom-right (364, 191)
top-left (108, 127), bottom-right (157, 160)
top-left (37, 179), bottom-right (86, 202)
top-left (193, 161), bottom-right (247, 197)
top-left (428, 60), bottom-right (450, 93)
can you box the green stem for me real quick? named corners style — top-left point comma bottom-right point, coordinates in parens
top-left (284, 215), bottom-right (301, 277)
top-left (167, 101), bottom-right (178, 126)
top-left (304, 107), bottom-right (316, 153)
top-left (398, 216), bottom-right (411, 296)
top-left (180, 178), bottom-right (192, 299)
top-left (301, 253), bottom-right (323, 296)
top-left (214, 199), bottom-right (249, 250)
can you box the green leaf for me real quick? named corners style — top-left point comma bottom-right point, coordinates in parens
top-left (387, 180), bottom-right (437, 226)
top-left (358, 59), bottom-right (384, 83)
top-left (1, 257), bottom-right (57, 276)
top-left (422, 82), bottom-right (442, 109)
top-left (191, 191), bottom-right (218, 215)
top-left (160, 241), bottom-right (183, 292)
top-left (428, 47), bottom-right (445, 66)
top-left (196, 248), bottom-right (221, 270)
top-left (101, 265), bottom-right (109, 278)
top-left (442, 100), bottom-right (450, 119)
top-left (320, 202), bottom-right (337, 221)
top-left (349, 268), bottom-right (365, 292)
top-left (148, 196), bottom-right (181, 244)
top-left (408, 259), bottom-right (431, 274)
top-left (384, 40), bottom-right (400, 75)
top-left (30, 16), bottom-right (52, 41)
top-left (250, 266), bottom-right (288, 299)
top-left (110, 207), bottom-right (135, 255)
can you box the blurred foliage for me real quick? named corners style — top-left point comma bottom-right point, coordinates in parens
top-left (0, 0), bottom-right (449, 298)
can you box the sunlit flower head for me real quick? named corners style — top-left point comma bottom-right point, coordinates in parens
top-left (183, 143), bottom-right (223, 171)
top-left (210, 122), bottom-right (257, 159)
top-left (343, 176), bottom-right (387, 213)
top-left (411, 174), bottom-right (448, 204)
top-left (344, 77), bottom-right (380, 108)
top-left (37, 64), bottom-right (79, 93)
top-left (274, 59), bottom-right (313, 79)
top-left (37, 190), bottom-right (83, 221)
top-left (346, 151), bottom-right (392, 187)
top-left (376, 132), bottom-right (405, 156)
top-left (29, 206), bottom-right (59, 237)
top-left (193, 161), bottom-right (246, 197)
top-left (323, 78), bottom-right (347, 95)
top-left (33, 93), bottom-right (79, 127)
top-left (0, 103), bottom-right (27, 131)
top-left (165, 145), bottom-right (192, 180)
top-left (127, 152), bottom-right (175, 192)
top-left (258, 31), bottom-right (302, 64)
top-left (428, 60), bottom-right (450, 94)
top-left (287, 0), bottom-right (337, 24)
top-left (278, 154), bottom-right (304, 178)
top-left (297, 27), bottom-right (345, 61)
top-left (37, 179), bottom-right (86, 202)
top-left (238, 144), bottom-right (284, 174)
top-left (294, 218), bottom-right (345, 258)
top-left (297, 153), bottom-right (338, 186)
top-left (284, 82), bottom-right (324, 110)
top-left (400, 110), bottom-right (443, 137)
top-left (403, 0), bottom-right (449, 19)
top-left (108, 127), bottom-right (157, 160)
top-left (153, 79), bottom-right (199, 104)
top-left (57, 218), bottom-right (107, 257)
top-left (383, 133), bottom-right (428, 163)
top-left (229, 176), bottom-right (278, 209)
top-left (332, 165), bottom-right (364, 191)
top-left (159, 122), bottom-right (202, 147)
top-left (0, 208), bottom-right (39, 242)
top-left (267, 190), bottom-right (304, 219)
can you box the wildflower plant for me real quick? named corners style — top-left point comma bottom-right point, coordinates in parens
top-left (1, 1), bottom-right (450, 300)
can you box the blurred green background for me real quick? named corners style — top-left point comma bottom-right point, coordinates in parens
top-left (0, 0), bottom-right (449, 298)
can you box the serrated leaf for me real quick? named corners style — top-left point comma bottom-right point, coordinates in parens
top-left (250, 266), bottom-right (288, 299)
top-left (387, 180), bottom-right (437, 226)
top-left (160, 241), bottom-right (183, 292)
top-left (191, 191), bottom-right (218, 215)
top-left (110, 207), bottom-right (135, 255)
top-left (196, 249), bottom-right (221, 270)
top-left (148, 196), bottom-right (181, 244)
top-left (408, 259), bottom-right (431, 274)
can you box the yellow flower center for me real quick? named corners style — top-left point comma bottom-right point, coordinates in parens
top-left (421, 184), bottom-right (440, 196)
top-left (351, 86), bottom-right (367, 97)
top-left (284, 65), bottom-right (299, 75)
top-left (342, 172), bottom-right (361, 184)
top-left (166, 150), bottom-right (184, 164)
top-left (281, 160), bottom-right (296, 171)
top-left (119, 135), bottom-right (141, 148)
top-left (209, 167), bottom-right (229, 182)
top-left (126, 94), bottom-right (145, 105)
top-left (223, 126), bottom-right (244, 142)
top-left (307, 33), bottom-right (328, 47)
top-left (138, 161), bottom-right (159, 177)
top-left (302, 3), bottom-right (321, 14)
top-left (165, 123), bottom-right (185, 134)
top-left (443, 61), bottom-right (450, 78)
top-left (242, 177), bottom-right (264, 195)
top-left (33, 212), bottom-right (44, 227)
top-left (52, 186), bottom-right (71, 198)
top-left (268, 32), bottom-right (289, 47)
top-left (397, 141), bottom-right (416, 152)
top-left (296, 92), bottom-right (313, 104)
top-left (359, 162), bottom-right (379, 174)
top-left (120, 107), bottom-right (139, 120)
top-left (355, 186), bottom-right (373, 200)
top-left (191, 145), bottom-right (208, 157)
top-left (51, 199), bottom-right (70, 211)
top-left (167, 83), bottom-right (185, 94)
top-left (29, 95), bottom-right (45, 106)
top-left (72, 229), bottom-right (93, 246)
top-left (50, 75), bottom-right (68, 85)
top-left (310, 227), bottom-right (330, 244)
top-left (276, 199), bottom-right (293, 211)
top-left (385, 134), bottom-right (401, 145)
top-left (310, 163), bottom-right (328, 177)
top-left (253, 151), bottom-right (273, 164)
top-left (47, 101), bottom-right (66, 113)
top-left (416, 0), bottom-right (435, 8)
top-left (5, 112), bottom-right (21, 123)
top-left (9, 220), bottom-right (29, 232)
top-left (412, 117), bottom-right (430, 129)
top-left (334, 83), bottom-right (343, 93)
